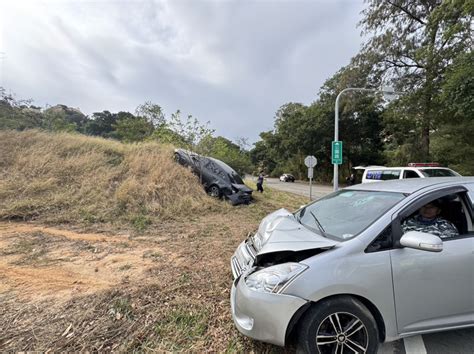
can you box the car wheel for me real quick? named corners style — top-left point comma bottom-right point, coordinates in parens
top-left (207, 185), bottom-right (221, 198)
top-left (297, 296), bottom-right (379, 354)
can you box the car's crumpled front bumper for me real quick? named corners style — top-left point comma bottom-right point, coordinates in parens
top-left (226, 191), bottom-right (253, 205)
top-left (230, 238), bottom-right (308, 346)
top-left (231, 277), bottom-right (308, 346)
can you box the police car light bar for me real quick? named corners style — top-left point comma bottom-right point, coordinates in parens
top-left (408, 162), bottom-right (441, 167)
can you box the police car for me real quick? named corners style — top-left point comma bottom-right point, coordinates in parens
top-left (359, 163), bottom-right (461, 183)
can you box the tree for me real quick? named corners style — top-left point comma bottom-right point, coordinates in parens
top-left (167, 110), bottom-right (215, 151)
top-left (135, 101), bottom-right (166, 127)
top-left (84, 111), bottom-right (118, 138)
top-left (360, 0), bottom-right (473, 160)
top-left (197, 135), bottom-right (253, 176)
top-left (113, 113), bottom-right (154, 143)
top-left (42, 108), bottom-right (76, 132)
top-left (431, 51), bottom-right (474, 175)
top-left (0, 87), bottom-right (42, 130)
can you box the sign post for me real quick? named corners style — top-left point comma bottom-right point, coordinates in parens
top-left (304, 155), bottom-right (317, 200)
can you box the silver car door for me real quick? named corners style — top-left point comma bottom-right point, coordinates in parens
top-left (390, 236), bottom-right (474, 334)
top-left (390, 189), bottom-right (474, 334)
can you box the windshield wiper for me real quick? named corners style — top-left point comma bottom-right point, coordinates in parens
top-left (296, 206), bottom-right (306, 224)
top-left (309, 211), bottom-right (325, 234)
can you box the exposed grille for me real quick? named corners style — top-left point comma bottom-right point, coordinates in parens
top-left (231, 256), bottom-right (242, 279)
top-left (231, 238), bottom-right (257, 279)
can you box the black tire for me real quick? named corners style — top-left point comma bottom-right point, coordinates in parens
top-left (296, 296), bottom-right (379, 354)
top-left (207, 185), bottom-right (221, 198)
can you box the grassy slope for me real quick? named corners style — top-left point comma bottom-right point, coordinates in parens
top-left (0, 130), bottom-right (221, 228)
top-left (0, 130), bottom-right (309, 352)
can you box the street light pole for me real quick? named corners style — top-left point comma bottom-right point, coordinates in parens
top-left (333, 87), bottom-right (399, 191)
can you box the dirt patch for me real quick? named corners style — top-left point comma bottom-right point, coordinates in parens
top-left (0, 223), bottom-right (169, 302)
top-left (0, 186), bottom-right (306, 352)
top-left (0, 223), bottom-right (130, 243)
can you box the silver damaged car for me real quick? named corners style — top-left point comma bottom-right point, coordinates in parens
top-left (230, 177), bottom-right (474, 353)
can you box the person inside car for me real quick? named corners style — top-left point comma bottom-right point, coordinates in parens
top-left (402, 199), bottom-right (459, 239)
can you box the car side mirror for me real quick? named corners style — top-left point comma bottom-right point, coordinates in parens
top-left (400, 231), bottom-right (443, 252)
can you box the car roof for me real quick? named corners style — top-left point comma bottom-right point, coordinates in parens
top-left (345, 177), bottom-right (474, 194)
top-left (363, 166), bottom-right (454, 170)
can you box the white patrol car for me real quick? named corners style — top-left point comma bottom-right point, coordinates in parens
top-left (357, 163), bottom-right (461, 183)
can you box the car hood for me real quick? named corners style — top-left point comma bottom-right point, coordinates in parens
top-left (255, 208), bottom-right (338, 256)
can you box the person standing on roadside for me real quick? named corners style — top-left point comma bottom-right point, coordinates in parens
top-left (256, 171), bottom-right (264, 193)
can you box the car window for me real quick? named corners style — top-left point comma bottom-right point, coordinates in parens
top-left (229, 171), bottom-right (244, 184)
top-left (365, 170), bottom-right (382, 180)
top-left (419, 168), bottom-right (458, 177)
top-left (381, 170), bottom-right (401, 180)
top-left (202, 159), bottom-right (229, 181)
top-left (366, 225), bottom-right (393, 252)
top-left (403, 170), bottom-right (420, 178)
top-left (401, 193), bottom-right (472, 239)
top-left (296, 190), bottom-right (405, 240)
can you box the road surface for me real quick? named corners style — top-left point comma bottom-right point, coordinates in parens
top-left (264, 177), bottom-right (333, 200)
top-left (261, 177), bottom-right (474, 354)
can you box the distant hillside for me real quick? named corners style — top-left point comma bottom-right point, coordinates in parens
top-left (0, 130), bottom-right (219, 228)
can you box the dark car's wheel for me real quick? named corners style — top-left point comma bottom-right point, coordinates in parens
top-left (297, 296), bottom-right (379, 354)
top-left (207, 185), bottom-right (221, 198)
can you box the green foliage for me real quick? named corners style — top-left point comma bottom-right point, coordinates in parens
top-left (42, 109), bottom-right (76, 132)
top-left (84, 111), bottom-right (118, 138)
top-left (360, 0), bottom-right (473, 160)
top-left (197, 135), bottom-right (253, 176)
top-left (167, 110), bottom-right (215, 150)
top-left (135, 101), bottom-right (166, 127)
top-left (431, 51), bottom-right (474, 175)
top-left (251, 63), bottom-right (385, 182)
top-left (114, 115), bottom-right (154, 142)
top-left (251, 1), bottom-right (472, 180)
top-left (0, 88), bottom-right (43, 130)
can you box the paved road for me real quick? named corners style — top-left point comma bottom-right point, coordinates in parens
top-left (263, 177), bottom-right (333, 200)
top-left (261, 177), bottom-right (474, 354)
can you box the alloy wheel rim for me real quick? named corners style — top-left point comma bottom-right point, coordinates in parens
top-left (209, 186), bottom-right (219, 197)
top-left (316, 312), bottom-right (369, 354)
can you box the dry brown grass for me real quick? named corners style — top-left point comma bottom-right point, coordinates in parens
top-left (0, 192), bottom-right (307, 352)
top-left (0, 130), bottom-right (309, 352)
top-left (0, 130), bottom-right (223, 228)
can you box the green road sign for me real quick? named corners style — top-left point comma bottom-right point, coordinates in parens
top-left (332, 141), bottom-right (343, 164)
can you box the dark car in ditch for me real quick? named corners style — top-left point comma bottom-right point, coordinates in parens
top-left (174, 149), bottom-right (253, 205)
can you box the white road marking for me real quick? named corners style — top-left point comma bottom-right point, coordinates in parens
top-left (404, 335), bottom-right (427, 354)
top-left (377, 341), bottom-right (397, 353)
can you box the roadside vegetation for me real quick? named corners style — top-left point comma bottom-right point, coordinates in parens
top-left (0, 131), bottom-right (306, 351)
top-left (250, 1), bottom-right (473, 180)
top-left (0, 130), bottom-right (220, 228)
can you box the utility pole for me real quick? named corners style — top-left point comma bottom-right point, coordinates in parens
top-left (333, 87), bottom-right (400, 191)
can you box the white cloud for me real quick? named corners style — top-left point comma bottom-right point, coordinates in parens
top-left (0, 0), bottom-right (365, 142)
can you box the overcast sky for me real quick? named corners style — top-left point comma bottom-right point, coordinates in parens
top-left (0, 0), bottom-right (365, 144)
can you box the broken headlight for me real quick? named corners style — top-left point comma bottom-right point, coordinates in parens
top-left (245, 262), bottom-right (307, 294)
